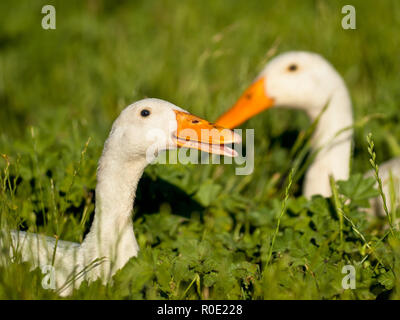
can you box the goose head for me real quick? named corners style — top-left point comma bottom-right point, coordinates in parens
top-left (107, 98), bottom-right (241, 163)
top-left (216, 51), bottom-right (348, 128)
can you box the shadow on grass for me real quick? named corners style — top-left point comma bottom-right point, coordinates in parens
top-left (134, 173), bottom-right (204, 219)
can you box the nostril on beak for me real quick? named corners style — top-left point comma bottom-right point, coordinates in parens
top-left (192, 120), bottom-right (200, 124)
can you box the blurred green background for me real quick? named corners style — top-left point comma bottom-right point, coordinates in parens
top-left (1, 0), bottom-right (400, 186)
top-left (1, 0), bottom-right (400, 299)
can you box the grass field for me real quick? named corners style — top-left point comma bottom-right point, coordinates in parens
top-left (0, 0), bottom-right (400, 299)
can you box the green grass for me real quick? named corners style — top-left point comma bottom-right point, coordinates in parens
top-left (1, 0), bottom-right (400, 299)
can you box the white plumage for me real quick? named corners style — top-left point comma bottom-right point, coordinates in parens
top-left (1, 98), bottom-right (240, 295)
top-left (217, 51), bottom-right (400, 215)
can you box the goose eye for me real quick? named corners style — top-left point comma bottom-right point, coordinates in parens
top-left (140, 109), bottom-right (150, 117)
top-left (288, 64), bottom-right (298, 72)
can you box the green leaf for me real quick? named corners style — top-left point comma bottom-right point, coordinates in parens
top-left (377, 271), bottom-right (395, 290)
top-left (337, 174), bottom-right (379, 207)
top-left (194, 180), bottom-right (222, 207)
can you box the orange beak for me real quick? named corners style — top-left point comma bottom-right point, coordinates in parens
top-left (173, 110), bottom-right (241, 157)
top-left (215, 77), bottom-right (275, 129)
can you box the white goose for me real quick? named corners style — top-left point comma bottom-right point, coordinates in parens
top-left (216, 51), bottom-right (400, 215)
top-left (1, 98), bottom-right (240, 296)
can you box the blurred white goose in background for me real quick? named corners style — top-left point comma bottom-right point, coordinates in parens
top-left (0, 98), bottom-right (240, 295)
top-left (216, 51), bottom-right (400, 215)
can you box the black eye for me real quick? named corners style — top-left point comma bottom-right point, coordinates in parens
top-left (288, 64), bottom-right (298, 72)
top-left (140, 109), bottom-right (150, 117)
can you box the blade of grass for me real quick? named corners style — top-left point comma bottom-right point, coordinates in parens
top-left (367, 133), bottom-right (395, 235)
top-left (265, 168), bottom-right (295, 268)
